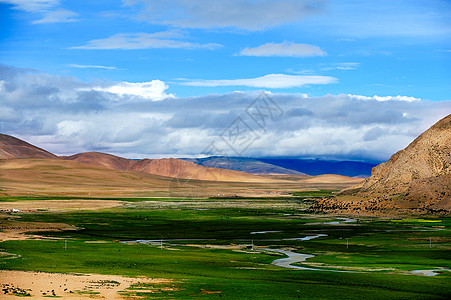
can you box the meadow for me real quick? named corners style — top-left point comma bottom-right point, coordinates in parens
top-left (0, 195), bottom-right (450, 299)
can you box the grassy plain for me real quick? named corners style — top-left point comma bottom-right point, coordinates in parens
top-left (0, 195), bottom-right (450, 299)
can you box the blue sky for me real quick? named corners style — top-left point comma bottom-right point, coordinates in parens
top-left (0, 0), bottom-right (450, 161)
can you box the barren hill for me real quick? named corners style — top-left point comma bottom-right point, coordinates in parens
top-left (64, 152), bottom-right (272, 183)
top-left (0, 158), bottom-right (174, 197)
top-left (312, 114), bottom-right (451, 215)
top-left (62, 152), bottom-right (133, 171)
top-left (0, 134), bottom-right (57, 159)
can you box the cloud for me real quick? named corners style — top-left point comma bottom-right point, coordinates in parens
top-left (321, 0), bottom-right (451, 38)
top-left (1, 0), bottom-right (78, 24)
top-left (320, 62), bottom-right (360, 71)
top-left (179, 74), bottom-right (337, 88)
top-left (123, 0), bottom-right (327, 30)
top-left (32, 8), bottom-right (78, 24)
top-left (0, 0), bottom-right (58, 12)
top-left (0, 64), bottom-right (449, 161)
top-left (71, 31), bottom-right (222, 50)
top-left (69, 64), bottom-right (120, 70)
top-left (347, 94), bottom-right (421, 102)
top-left (239, 42), bottom-right (327, 57)
top-left (91, 81), bottom-right (175, 101)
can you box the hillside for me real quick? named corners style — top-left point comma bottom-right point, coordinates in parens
top-left (0, 134), bottom-right (57, 159)
top-left (0, 158), bottom-right (174, 197)
top-left (312, 114), bottom-right (451, 215)
top-left (63, 152), bottom-right (133, 171)
top-left (0, 158), bottom-right (352, 198)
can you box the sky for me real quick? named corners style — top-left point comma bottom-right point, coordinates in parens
top-left (0, 0), bottom-right (450, 162)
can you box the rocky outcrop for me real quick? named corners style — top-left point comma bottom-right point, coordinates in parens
top-left (312, 114), bottom-right (451, 215)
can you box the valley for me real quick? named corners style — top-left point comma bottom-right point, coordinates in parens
top-left (0, 116), bottom-right (450, 298)
top-left (0, 196), bottom-right (450, 299)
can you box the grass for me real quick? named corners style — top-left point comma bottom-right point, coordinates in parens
top-left (291, 190), bottom-right (337, 197)
top-left (1, 197), bottom-right (450, 299)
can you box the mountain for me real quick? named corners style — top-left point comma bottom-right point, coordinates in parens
top-left (259, 158), bottom-right (377, 177)
top-left (312, 114), bottom-right (451, 215)
top-left (183, 156), bottom-right (377, 177)
top-left (0, 158), bottom-right (175, 197)
top-left (63, 152), bottom-right (273, 183)
top-left (0, 134), bottom-right (57, 159)
top-left (0, 134), bottom-right (364, 197)
top-left (62, 152), bottom-right (133, 171)
top-left (183, 156), bottom-right (306, 175)
top-left (183, 157), bottom-right (377, 177)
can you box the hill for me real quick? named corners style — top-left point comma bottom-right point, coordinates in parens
top-left (0, 158), bottom-right (174, 197)
top-left (0, 158), bottom-right (353, 198)
top-left (0, 134), bottom-right (57, 159)
top-left (312, 114), bottom-right (451, 215)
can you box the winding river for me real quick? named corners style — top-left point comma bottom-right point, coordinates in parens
top-left (122, 226), bottom-right (449, 276)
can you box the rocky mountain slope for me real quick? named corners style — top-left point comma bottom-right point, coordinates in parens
top-left (312, 114), bottom-right (451, 215)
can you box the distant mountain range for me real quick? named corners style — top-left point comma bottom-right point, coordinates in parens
top-left (183, 156), bottom-right (377, 177)
top-left (0, 133), bottom-right (377, 177)
top-left (2, 112), bottom-right (449, 215)
top-left (63, 152), bottom-right (272, 183)
top-left (0, 133), bottom-right (363, 198)
top-left (0, 134), bottom-right (277, 183)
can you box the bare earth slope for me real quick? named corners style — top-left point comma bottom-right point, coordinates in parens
top-left (312, 114), bottom-right (451, 215)
top-left (131, 158), bottom-right (274, 182)
top-left (0, 158), bottom-right (175, 197)
top-left (0, 134), bottom-right (57, 159)
top-left (0, 158), bottom-right (351, 198)
top-left (64, 152), bottom-right (273, 183)
top-left (62, 152), bottom-right (134, 171)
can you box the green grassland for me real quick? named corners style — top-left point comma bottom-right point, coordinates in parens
top-left (1, 196), bottom-right (450, 299)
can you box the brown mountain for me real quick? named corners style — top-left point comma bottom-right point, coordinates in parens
top-left (62, 152), bottom-right (133, 171)
top-left (312, 114), bottom-right (451, 215)
top-left (0, 158), bottom-right (175, 197)
top-left (63, 152), bottom-right (273, 183)
top-left (0, 134), bottom-right (57, 159)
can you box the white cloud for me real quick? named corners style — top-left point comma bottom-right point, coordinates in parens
top-left (69, 64), bottom-right (120, 70)
top-left (32, 8), bottom-right (78, 24)
top-left (347, 94), bottom-right (421, 102)
top-left (239, 42), bottom-right (327, 57)
top-left (0, 0), bottom-right (58, 12)
top-left (1, 64), bottom-right (449, 161)
top-left (320, 62), bottom-right (360, 71)
top-left (1, 0), bottom-right (78, 24)
top-left (123, 0), bottom-right (327, 30)
top-left (92, 81), bottom-right (175, 101)
top-left (71, 32), bottom-right (222, 50)
top-left (320, 0), bottom-right (451, 38)
top-left (179, 74), bottom-right (337, 88)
